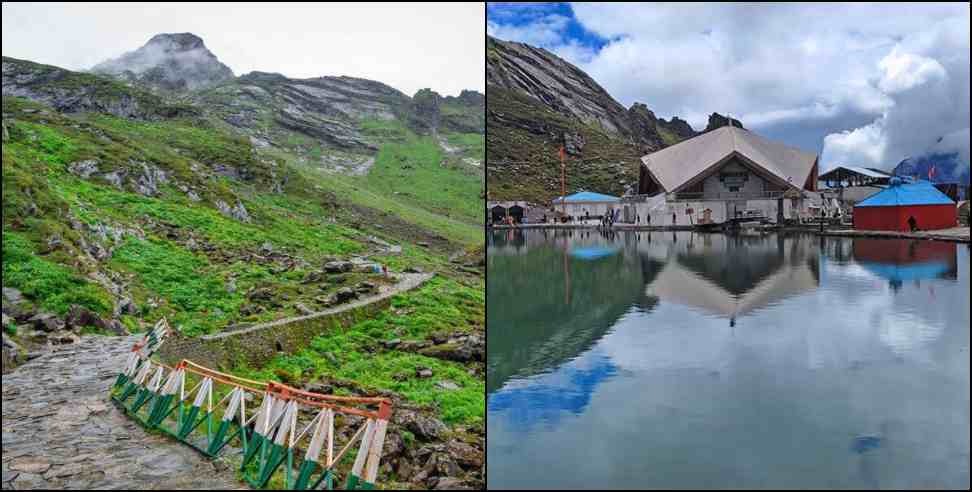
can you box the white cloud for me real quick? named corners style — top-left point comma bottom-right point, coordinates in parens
top-left (487, 14), bottom-right (571, 49)
top-left (822, 15), bottom-right (970, 170)
top-left (1, 2), bottom-right (485, 97)
top-left (489, 3), bottom-right (969, 172)
top-left (822, 122), bottom-right (889, 168)
top-left (878, 50), bottom-right (947, 94)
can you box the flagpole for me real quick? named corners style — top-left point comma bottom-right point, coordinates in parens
top-left (560, 146), bottom-right (566, 219)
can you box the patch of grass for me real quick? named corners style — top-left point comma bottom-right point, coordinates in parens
top-left (444, 132), bottom-right (484, 161)
top-left (234, 277), bottom-right (484, 425)
top-left (109, 237), bottom-right (244, 336)
top-left (63, 176), bottom-right (361, 259)
top-left (486, 86), bottom-right (643, 202)
top-left (360, 132), bottom-right (481, 225)
top-left (360, 118), bottom-right (410, 142)
top-left (2, 230), bottom-right (113, 315)
top-left (287, 161), bottom-right (481, 246)
top-left (78, 325), bottom-right (112, 336)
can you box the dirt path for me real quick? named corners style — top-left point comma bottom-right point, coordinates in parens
top-left (1, 335), bottom-right (245, 490)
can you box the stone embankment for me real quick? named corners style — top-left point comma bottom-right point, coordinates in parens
top-left (157, 272), bottom-right (433, 369)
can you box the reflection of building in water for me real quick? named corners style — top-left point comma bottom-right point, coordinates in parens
top-left (486, 231), bottom-right (663, 394)
top-left (645, 234), bottom-right (821, 325)
top-left (489, 229), bottom-right (634, 257)
top-left (852, 239), bottom-right (958, 291)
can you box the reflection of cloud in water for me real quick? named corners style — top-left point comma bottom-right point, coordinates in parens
top-left (487, 352), bottom-right (617, 431)
top-left (879, 312), bottom-right (945, 356)
top-left (821, 255), bottom-right (960, 363)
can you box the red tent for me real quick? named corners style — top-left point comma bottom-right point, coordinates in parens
top-left (854, 179), bottom-right (956, 232)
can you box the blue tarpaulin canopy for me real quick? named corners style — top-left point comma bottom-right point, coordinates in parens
top-left (553, 191), bottom-right (620, 203)
top-left (856, 179), bottom-right (954, 207)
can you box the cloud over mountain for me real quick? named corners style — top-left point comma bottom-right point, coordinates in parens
top-left (488, 3), bottom-right (970, 172)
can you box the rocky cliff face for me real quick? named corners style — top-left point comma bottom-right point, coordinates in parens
top-left (2, 56), bottom-right (196, 120)
top-left (6, 32), bottom-right (485, 159)
top-left (197, 71), bottom-right (414, 152)
top-left (486, 35), bottom-right (742, 201)
top-left (703, 112), bottom-right (745, 133)
top-left (91, 33), bottom-right (234, 93)
top-left (487, 36), bottom-right (632, 136)
top-left (410, 88), bottom-right (442, 134)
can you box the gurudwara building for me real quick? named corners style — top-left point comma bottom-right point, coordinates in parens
top-left (624, 125), bottom-right (820, 226)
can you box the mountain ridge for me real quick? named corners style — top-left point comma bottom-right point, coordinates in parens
top-left (486, 35), bottom-right (741, 202)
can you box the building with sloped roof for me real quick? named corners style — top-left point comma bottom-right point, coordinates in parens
top-left (625, 125), bottom-right (821, 226)
top-left (854, 178), bottom-right (956, 231)
top-left (487, 200), bottom-right (548, 224)
top-left (819, 166), bottom-right (893, 188)
top-left (639, 125), bottom-right (819, 197)
top-left (550, 191), bottom-right (620, 222)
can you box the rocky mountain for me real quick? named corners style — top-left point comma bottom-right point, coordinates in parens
top-left (2, 56), bottom-right (197, 120)
top-left (893, 152), bottom-right (971, 186)
top-left (3, 32), bottom-right (484, 489)
top-left (487, 35), bottom-right (740, 201)
top-left (91, 33), bottom-right (234, 93)
top-left (80, 33), bottom-right (484, 157)
top-left (197, 70), bottom-right (414, 153)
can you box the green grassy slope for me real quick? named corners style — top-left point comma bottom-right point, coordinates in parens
top-left (265, 118), bottom-right (484, 246)
top-left (3, 95), bottom-right (485, 444)
top-left (486, 86), bottom-right (642, 203)
top-left (3, 96), bottom-right (482, 335)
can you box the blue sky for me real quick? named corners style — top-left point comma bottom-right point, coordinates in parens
top-left (487, 2), bottom-right (970, 172)
top-left (487, 2), bottom-right (610, 57)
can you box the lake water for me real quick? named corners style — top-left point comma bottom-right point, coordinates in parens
top-left (487, 229), bottom-right (970, 489)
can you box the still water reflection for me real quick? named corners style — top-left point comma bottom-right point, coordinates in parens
top-left (487, 230), bottom-right (970, 489)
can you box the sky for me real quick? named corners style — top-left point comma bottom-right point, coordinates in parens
top-left (487, 2), bottom-right (971, 172)
top-left (1, 2), bottom-right (485, 97)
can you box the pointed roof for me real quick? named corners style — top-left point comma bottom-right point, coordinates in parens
top-left (819, 165), bottom-right (893, 180)
top-left (641, 126), bottom-right (818, 192)
top-left (646, 257), bottom-right (819, 320)
top-left (856, 179), bottom-right (954, 207)
top-left (552, 191), bottom-right (620, 203)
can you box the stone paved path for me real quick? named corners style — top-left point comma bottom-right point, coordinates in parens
top-left (1, 335), bottom-right (245, 490)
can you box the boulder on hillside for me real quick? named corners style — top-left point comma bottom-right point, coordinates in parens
top-left (418, 333), bottom-right (484, 363)
top-left (394, 409), bottom-right (447, 441)
top-left (324, 261), bottom-right (353, 273)
top-left (28, 313), bottom-right (63, 332)
top-left (65, 305), bottom-right (110, 332)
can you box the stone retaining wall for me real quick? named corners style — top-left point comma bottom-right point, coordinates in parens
top-left (157, 273), bottom-right (433, 370)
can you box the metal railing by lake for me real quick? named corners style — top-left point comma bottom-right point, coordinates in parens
top-left (668, 191), bottom-right (787, 201)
